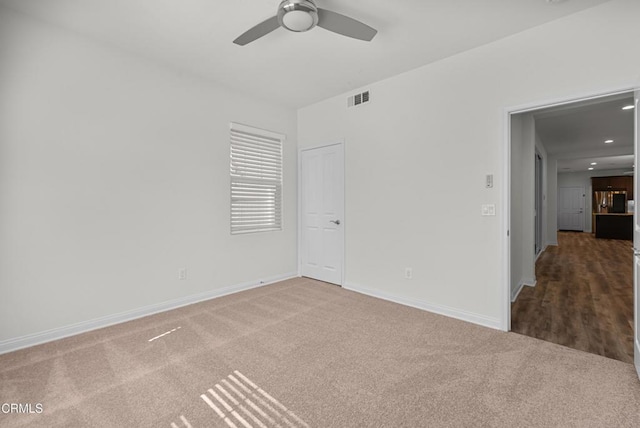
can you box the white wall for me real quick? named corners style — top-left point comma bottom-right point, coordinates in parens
top-left (298, 0), bottom-right (640, 329)
top-left (510, 115), bottom-right (525, 300)
top-left (510, 113), bottom-right (536, 301)
top-left (535, 132), bottom-right (549, 253)
top-left (547, 156), bottom-right (559, 246)
top-left (557, 169), bottom-right (630, 232)
top-left (0, 8), bottom-right (297, 348)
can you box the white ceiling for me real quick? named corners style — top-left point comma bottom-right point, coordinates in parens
top-left (533, 93), bottom-right (635, 173)
top-left (0, 0), bottom-right (611, 109)
top-left (4, 0), bottom-right (629, 172)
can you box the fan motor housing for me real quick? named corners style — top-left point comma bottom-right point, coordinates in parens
top-left (277, 0), bottom-right (319, 32)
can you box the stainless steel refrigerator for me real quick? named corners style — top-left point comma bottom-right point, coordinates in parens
top-left (593, 190), bottom-right (627, 213)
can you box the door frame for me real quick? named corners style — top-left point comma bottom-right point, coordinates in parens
top-left (502, 85), bottom-right (638, 332)
top-left (535, 150), bottom-right (543, 257)
top-left (297, 140), bottom-right (345, 285)
top-left (633, 89), bottom-right (640, 378)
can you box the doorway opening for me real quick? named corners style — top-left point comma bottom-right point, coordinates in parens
top-left (508, 90), bottom-right (636, 363)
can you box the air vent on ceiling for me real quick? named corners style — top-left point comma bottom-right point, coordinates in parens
top-left (348, 90), bottom-right (371, 107)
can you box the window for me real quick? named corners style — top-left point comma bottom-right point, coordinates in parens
top-left (230, 123), bottom-right (284, 234)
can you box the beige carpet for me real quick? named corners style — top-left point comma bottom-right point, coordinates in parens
top-left (1, 277), bottom-right (639, 427)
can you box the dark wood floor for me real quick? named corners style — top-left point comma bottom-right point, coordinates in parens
top-left (511, 231), bottom-right (634, 363)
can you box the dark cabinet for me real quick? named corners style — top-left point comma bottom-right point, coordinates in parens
top-left (595, 214), bottom-right (633, 240)
top-left (591, 176), bottom-right (634, 200)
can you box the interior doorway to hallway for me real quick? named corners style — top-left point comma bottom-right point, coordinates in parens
top-left (513, 231), bottom-right (634, 362)
top-left (508, 90), bottom-right (636, 363)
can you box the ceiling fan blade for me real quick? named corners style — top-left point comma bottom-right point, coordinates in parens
top-left (316, 8), bottom-right (377, 41)
top-left (233, 16), bottom-right (280, 46)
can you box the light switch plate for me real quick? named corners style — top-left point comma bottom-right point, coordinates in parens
top-left (486, 174), bottom-right (493, 188)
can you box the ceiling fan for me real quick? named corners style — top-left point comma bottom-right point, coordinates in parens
top-left (233, 0), bottom-right (377, 46)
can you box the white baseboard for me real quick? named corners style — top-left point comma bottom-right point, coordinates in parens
top-left (511, 276), bottom-right (536, 302)
top-left (0, 271), bottom-right (298, 355)
top-left (511, 283), bottom-right (525, 303)
top-left (343, 282), bottom-right (501, 330)
top-left (535, 243), bottom-right (549, 261)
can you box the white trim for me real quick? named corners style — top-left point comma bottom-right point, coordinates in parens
top-left (344, 281), bottom-right (501, 331)
top-left (502, 103), bottom-right (511, 332)
top-left (502, 85), bottom-right (638, 333)
top-left (535, 248), bottom-right (543, 262)
top-left (511, 283), bottom-right (524, 303)
top-left (297, 148), bottom-right (301, 278)
top-left (297, 140), bottom-right (346, 286)
top-left (634, 90), bottom-right (640, 379)
top-left (506, 87), bottom-right (637, 115)
top-left (511, 277), bottom-right (536, 303)
top-left (0, 272), bottom-right (298, 355)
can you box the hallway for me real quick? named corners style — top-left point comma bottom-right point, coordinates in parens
top-left (511, 231), bottom-right (634, 363)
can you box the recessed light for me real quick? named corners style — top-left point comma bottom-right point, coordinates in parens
top-left (588, 167), bottom-right (594, 170)
top-left (604, 139), bottom-right (614, 144)
top-left (622, 105), bottom-right (635, 110)
top-left (590, 162), bottom-right (597, 165)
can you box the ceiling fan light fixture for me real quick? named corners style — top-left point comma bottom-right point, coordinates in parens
top-left (234, 0), bottom-right (377, 45)
top-left (277, 0), bottom-right (318, 32)
top-left (282, 10), bottom-right (316, 31)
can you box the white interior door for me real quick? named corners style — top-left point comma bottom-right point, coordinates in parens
top-left (300, 143), bottom-right (344, 285)
top-left (633, 90), bottom-right (640, 379)
top-left (558, 187), bottom-right (585, 231)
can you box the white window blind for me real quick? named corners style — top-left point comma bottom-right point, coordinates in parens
top-left (230, 123), bottom-right (284, 234)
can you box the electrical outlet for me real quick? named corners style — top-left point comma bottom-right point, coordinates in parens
top-left (178, 268), bottom-right (187, 280)
top-left (405, 267), bottom-right (413, 279)
top-left (481, 204), bottom-right (496, 216)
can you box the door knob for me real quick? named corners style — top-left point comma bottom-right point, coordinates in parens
top-left (330, 220), bottom-right (341, 225)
